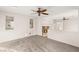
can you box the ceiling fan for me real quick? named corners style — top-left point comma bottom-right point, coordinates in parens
top-left (32, 8), bottom-right (48, 16)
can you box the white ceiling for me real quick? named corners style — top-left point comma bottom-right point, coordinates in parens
top-left (0, 6), bottom-right (79, 16)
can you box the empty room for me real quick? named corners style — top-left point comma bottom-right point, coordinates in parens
top-left (0, 6), bottom-right (79, 52)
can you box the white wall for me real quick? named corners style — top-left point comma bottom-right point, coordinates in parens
top-left (28, 16), bottom-right (37, 36)
top-left (36, 9), bottom-right (79, 47)
top-left (36, 9), bottom-right (78, 35)
top-left (63, 17), bottom-right (79, 32)
top-left (48, 32), bottom-right (79, 47)
top-left (0, 11), bottom-right (37, 42)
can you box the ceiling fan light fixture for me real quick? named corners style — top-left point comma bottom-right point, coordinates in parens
top-left (32, 8), bottom-right (48, 16)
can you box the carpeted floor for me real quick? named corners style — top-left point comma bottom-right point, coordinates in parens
top-left (0, 35), bottom-right (79, 52)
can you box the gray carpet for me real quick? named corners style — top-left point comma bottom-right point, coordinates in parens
top-left (0, 35), bottom-right (79, 52)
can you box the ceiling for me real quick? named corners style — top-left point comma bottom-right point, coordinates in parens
top-left (0, 6), bottom-right (79, 16)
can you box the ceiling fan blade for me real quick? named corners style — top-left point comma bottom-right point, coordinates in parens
top-left (32, 10), bottom-right (37, 12)
top-left (42, 13), bottom-right (48, 15)
top-left (41, 9), bottom-right (47, 12)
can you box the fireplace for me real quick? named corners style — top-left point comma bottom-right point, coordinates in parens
top-left (42, 26), bottom-right (49, 37)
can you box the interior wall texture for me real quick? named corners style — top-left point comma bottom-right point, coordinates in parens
top-left (36, 9), bottom-right (79, 47)
top-left (0, 11), bottom-right (37, 42)
top-left (0, 9), bottom-right (79, 47)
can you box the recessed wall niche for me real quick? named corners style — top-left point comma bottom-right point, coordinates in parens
top-left (30, 19), bottom-right (33, 29)
top-left (52, 17), bottom-right (78, 32)
top-left (5, 16), bottom-right (14, 30)
top-left (53, 19), bottom-right (64, 31)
